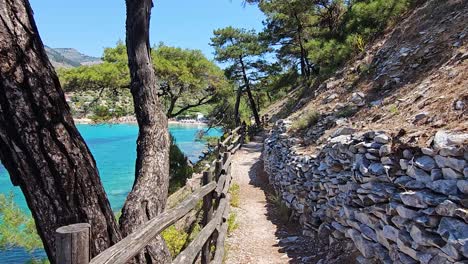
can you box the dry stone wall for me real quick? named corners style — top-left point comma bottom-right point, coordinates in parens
top-left (263, 120), bottom-right (468, 264)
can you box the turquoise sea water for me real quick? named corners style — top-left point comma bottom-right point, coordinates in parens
top-left (0, 123), bottom-right (221, 263)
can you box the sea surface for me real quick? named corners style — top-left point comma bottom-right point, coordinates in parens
top-left (0, 123), bottom-right (221, 263)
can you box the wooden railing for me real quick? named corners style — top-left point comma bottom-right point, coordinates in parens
top-left (55, 125), bottom-right (245, 264)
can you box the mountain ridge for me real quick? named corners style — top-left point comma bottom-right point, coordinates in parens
top-left (45, 46), bottom-right (101, 68)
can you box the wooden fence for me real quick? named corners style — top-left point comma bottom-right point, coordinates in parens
top-left (55, 125), bottom-right (245, 264)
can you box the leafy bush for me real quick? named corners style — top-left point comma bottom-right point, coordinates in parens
top-left (228, 183), bottom-right (240, 208)
top-left (161, 225), bottom-right (188, 257)
top-left (291, 111), bottom-right (319, 132)
top-left (227, 212), bottom-right (239, 234)
top-left (0, 193), bottom-right (43, 252)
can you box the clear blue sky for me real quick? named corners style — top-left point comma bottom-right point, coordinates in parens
top-left (29, 0), bottom-right (265, 59)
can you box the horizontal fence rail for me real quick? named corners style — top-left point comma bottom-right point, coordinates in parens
top-left (55, 124), bottom-right (246, 264)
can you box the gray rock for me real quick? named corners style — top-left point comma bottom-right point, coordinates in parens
top-left (383, 225), bottom-right (399, 242)
top-left (437, 217), bottom-right (468, 245)
top-left (332, 127), bottom-right (357, 137)
top-left (347, 229), bottom-right (375, 258)
top-left (400, 191), bottom-right (445, 209)
top-left (439, 146), bottom-right (463, 157)
top-left (379, 145), bottom-right (392, 157)
top-left (369, 163), bottom-right (385, 175)
top-left (375, 134), bottom-right (391, 144)
top-left (414, 156), bottom-right (436, 171)
top-left (400, 191), bottom-right (429, 208)
top-left (403, 149), bottom-right (413, 159)
top-left (414, 112), bottom-right (429, 123)
top-left (407, 165), bottom-right (431, 183)
top-left (421, 147), bottom-right (436, 156)
top-left (441, 243), bottom-right (462, 261)
top-left (442, 168), bottom-right (463, 179)
top-left (435, 155), bottom-right (466, 172)
top-left (457, 180), bottom-right (468, 194)
top-left (435, 200), bottom-right (459, 217)
top-left (426, 179), bottom-right (459, 195)
top-left (360, 224), bottom-right (378, 241)
top-left (381, 156), bottom-right (394, 165)
top-left (351, 92), bottom-right (366, 106)
top-left (433, 131), bottom-right (468, 150)
top-left (400, 159), bottom-right (409, 170)
top-left (409, 224), bottom-right (445, 248)
top-left (430, 169), bottom-right (443, 181)
top-left (396, 204), bottom-right (421, 219)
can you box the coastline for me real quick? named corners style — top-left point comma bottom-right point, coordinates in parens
top-left (73, 116), bottom-right (209, 126)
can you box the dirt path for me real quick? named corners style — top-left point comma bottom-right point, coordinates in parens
top-left (225, 139), bottom-right (287, 264)
top-left (225, 137), bottom-right (321, 264)
top-left (224, 138), bottom-right (358, 264)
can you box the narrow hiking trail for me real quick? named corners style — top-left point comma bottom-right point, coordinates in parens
top-left (224, 137), bottom-right (358, 264)
top-left (225, 139), bottom-right (287, 264)
top-left (225, 138), bottom-right (317, 264)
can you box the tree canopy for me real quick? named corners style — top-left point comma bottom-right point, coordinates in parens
top-left (59, 43), bottom-right (229, 119)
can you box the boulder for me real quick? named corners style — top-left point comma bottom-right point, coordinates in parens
top-left (433, 131), bottom-right (468, 150)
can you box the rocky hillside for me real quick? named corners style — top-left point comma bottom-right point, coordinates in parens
top-left (45, 46), bottom-right (101, 68)
top-left (261, 1), bottom-right (467, 263)
top-left (266, 0), bottom-right (467, 151)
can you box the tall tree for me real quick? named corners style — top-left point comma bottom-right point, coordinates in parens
top-left (211, 27), bottom-right (268, 125)
top-left (0, 0), bottom-right (121, 261)
top-left (248, 0), bottom-right (317, 79)
top-left (119, 0), bottom-right (172, 263)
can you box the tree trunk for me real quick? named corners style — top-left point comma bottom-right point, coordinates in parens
top-left (0, 0), bottom-right (121, 262)
top-left (234, 86), bottom-right (242, 127)
top-left (239, 57), bottom-right (261, 125)
top-left (119, 0), bottom-right (172, 263)
top-left (294, 13), bottom-right (310, 79)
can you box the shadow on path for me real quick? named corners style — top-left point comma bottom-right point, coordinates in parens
top-left (244, 140), bottom-right (359, 264)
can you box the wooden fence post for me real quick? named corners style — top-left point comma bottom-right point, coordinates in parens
top-left (223, 152), bottom-right (231, 176)
top-left (201, 171), bottom-right (214, 264)
top-left (55, 223), bottom-right (91, 264)
top-left (215, 159), bottom-right (222, 181)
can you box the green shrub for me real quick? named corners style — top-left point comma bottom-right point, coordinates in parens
top-left (290, 111), bottom-right (319, 131)
top-left (161, 225), bottom-right (188, 257)
top-left (0, 193), bottom-right (43, 252)
top-left (389, 104), bottom-right (399, 115)
top-left (228, 183), bottom-right (240, 208)
top-left (227, 212), bottom-right (239, 234)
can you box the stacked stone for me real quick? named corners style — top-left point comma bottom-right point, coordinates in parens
top-left (263, 120), bottom-right (468, 263)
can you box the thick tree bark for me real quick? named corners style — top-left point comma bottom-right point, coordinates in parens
top-left (0, 0), bottom-right (122, 261)
top-left (119, 0), bottom-right (172, 263)
top-left (239, 56), bottom-right (261, 125)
